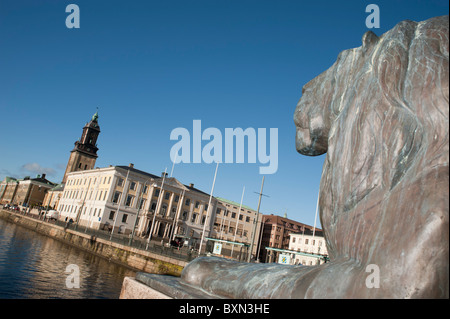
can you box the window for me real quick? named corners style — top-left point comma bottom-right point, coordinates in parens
top-left (122, 214), bottom-right (128, 223)
top-left (150, 202), bottom-right (157, 212)
top-left (130, 182), bottom-right (136, 190)
top-left (185, 198), bottom-right (190, 206)
top-left (142, 185), bottom-right (148, 193)
top-left (117, 178), bottom-right (124, 187)
top-left (109, 211), bottom-right (115, 220)
top-left (191, 213), bottom-right (198, 223)
top-left (231, 212), bottom-right (236, 218)
top-left (174, 195), bottom-right (179, 202)
top-left (201, 215), bottom-right (206, 225)
top-left (195, 201), bottom-right (200, 209)
top-left (154, 189), bottom-right (160, 197)
top-left (182, 211), bottom-right (188, 221)
top-left (164, 192), bottom-right (170, 200)
top-left (246, 216), bottom-right (250, 223)
top-left (216, 208), bottom-right (221, 215)
top-left (112, 191), bottom-right (121, 204)
top-left (125, 195), bottom-right (134, 207)
top-left (139, 199), bottom-right (145, 210)
top-left (161, 204), bottom-right (167, 214)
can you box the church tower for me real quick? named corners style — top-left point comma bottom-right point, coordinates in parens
top-left (62, 111), bottom-right (101, 184)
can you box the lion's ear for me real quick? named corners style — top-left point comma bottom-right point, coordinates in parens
top-left (362, 31), bottom-right (379, 53)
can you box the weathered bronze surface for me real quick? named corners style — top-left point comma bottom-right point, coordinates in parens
top-left (138, 16), bottom-right (449, 298)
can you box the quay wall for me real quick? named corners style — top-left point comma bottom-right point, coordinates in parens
top-left (0, 209), bottom-right (187, 277)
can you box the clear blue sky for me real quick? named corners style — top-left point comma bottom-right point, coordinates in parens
top-left (0, 0), bottom-right (448, 227)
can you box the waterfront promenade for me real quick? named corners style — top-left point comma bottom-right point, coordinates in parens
top-left (0, 207), bottom-right (194, 276)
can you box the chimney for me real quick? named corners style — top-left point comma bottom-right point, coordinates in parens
top-left (42, 174), bottom-right (46, 179)
top-left (161, 172), bottom-right (168, 177)
top-left (129, 163), bottom-right (134, 168)
top-left (189, 183), bottom-right (194, 188)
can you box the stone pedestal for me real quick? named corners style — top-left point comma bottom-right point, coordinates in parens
top-left (120, 270), bottom-right (223, 299)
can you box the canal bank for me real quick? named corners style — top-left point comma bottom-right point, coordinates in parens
top-left (0, 209), bottom-right (187, 277)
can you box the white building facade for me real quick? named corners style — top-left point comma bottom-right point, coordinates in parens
top-left (288, 231), bottom-right (328, 266)
top-left (56, 164), bottom-right (220, 249)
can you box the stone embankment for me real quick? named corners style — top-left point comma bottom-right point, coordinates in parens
top-left (0, 209), bottom-right (187, 277)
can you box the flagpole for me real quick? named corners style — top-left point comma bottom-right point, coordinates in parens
top-left (248, 176), bottom-right (265, 263)
top-left (231, 186), bottom-right (245, 257)
top-left (312, 189), bottom-right (320, 242)
top-left (110, 168), bottom-right (130, 240)
top-left (146, 167), bottom-right (167, 249)
top-left (198, 162), bottom-right (219, 256)
top-left (170, 152), bottom-right (178, 178)
top-left (128, 179), bottom-right (148, 246)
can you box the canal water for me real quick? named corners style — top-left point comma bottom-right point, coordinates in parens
top-left (0, 217), bottom-right (136, 299)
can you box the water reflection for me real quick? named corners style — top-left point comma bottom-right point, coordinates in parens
top-left (0, 218), bottom-right (136, 299)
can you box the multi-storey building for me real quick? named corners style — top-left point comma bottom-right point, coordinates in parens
top-left (0, 177), bottom-right (19, 204)
top-left (209, 197), bottom-right (262, 259)
top-left (288, 230), bottom-right (328, 265)
top-left (57, 164), bottom-right (222, 249)
top-left (0, 175), bottom-right (56, 207)
top-left (258, 214), bottom-right (319, 263)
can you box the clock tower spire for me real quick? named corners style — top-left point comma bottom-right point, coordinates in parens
top-left (62, 110), bottom-right (101, 184)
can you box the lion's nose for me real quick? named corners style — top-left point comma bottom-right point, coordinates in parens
top-left (295, 127), bottom-right (328, 156)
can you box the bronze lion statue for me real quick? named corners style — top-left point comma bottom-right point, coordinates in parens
top-left (137, 16), bottom-right (449, 299)
top-left (292, 14), bottom-right (449, 298)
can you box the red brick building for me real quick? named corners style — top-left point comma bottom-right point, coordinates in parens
top-left (258, 214), bottom-right (321, 263)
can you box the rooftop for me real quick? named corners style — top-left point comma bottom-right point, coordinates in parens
top-left (216, 197), bottom-right (256, 212)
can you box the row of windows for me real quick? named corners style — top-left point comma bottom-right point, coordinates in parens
top-left (67, 175), bottom-right (112, 187)
top-left (62, 188), bottom-right (108, 202)
top-left (115, 180), bottom-right (208, 212)
top-left (213, 223), bottom-right (249, 237)
top-left (216, 208), bottom-right (252, 223)
top-left (108, 210), bottom-right (129, 223)
top-left (291, 237), bottom-right (323, 246)
top-left (59, 204), bottom-right (102, 219)
top-left (117, 178), bottom-right (147, 193)
top-left (217, 207), bottom-right (254, 215)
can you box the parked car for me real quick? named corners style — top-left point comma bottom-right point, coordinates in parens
top-left (45, 210), bottom-right (59, 220)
